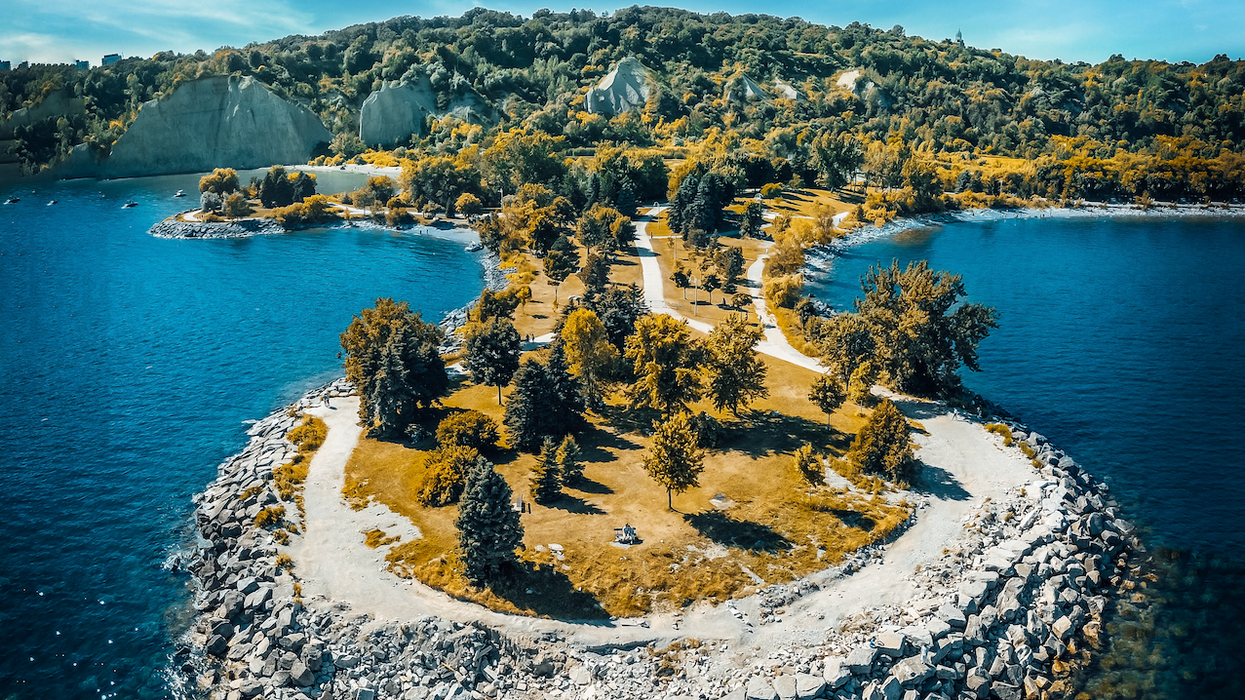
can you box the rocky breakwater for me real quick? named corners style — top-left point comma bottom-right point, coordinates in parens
top-left (736, 424), bottom-right (1139, 700)
top-left (150, 218), bottom-right (286, 240)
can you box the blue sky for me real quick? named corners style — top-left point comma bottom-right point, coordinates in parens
top-left (2, 0), bottom-right (1241, 67)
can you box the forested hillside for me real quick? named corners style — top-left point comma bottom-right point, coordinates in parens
top-left (3, 6), bottom-right (1244, 200)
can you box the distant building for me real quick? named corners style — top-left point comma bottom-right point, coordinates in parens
top-left (18, 61), bottom-right (29, 69)
top-left (102, 53), bottom-right (121, 65)
top-left (0, 60), bottom-right (9, 71)
top-left (956, 29), bottom-right (965, 47)
top-left (75, 60), bottom-right (90, 70)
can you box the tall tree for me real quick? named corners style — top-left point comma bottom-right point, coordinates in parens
top-left (813, 313), bottom-right (877, 390)
top-left (529, 438), bottom-right (562, 504)
top-left (848, 398), bottom-right (918, 486)
top-left (560, 308), bottom-right (618, 406)
top-left (457, 457), bottom-right (524, 586)
top-left (808, 373), bottom-right (847, 422)
top-left (624, 315), bottom-right (703, 414)
top-left (587, 285), bottom-right (648, 352)
top-left (854, 260), bottom-right (999, 394)
top-left (545, 342), bottom-right (586, 433)
top-left (740, 201), bottom-right (765, 238)
top-left (503, 347), bottom-right (584, 453)
top-left (556, 435), bottom-right (583, 484)
top-left (543, 234), bottom-right (578, 303)
top-left (643, 412), bottom-right (706, 510)
top-left (704, 315), bottom-right (769, 416)
top-left (465, 318), bottom-right (522, 403)
top-left (341, 298), bottom-right (447, 437)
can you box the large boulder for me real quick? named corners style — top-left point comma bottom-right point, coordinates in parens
top-left (584, 57), bottom-right (650, 115)
top-left (359, 78), bottom-right (437, 146)
top-left (61, 75), bottom-right (331, 178)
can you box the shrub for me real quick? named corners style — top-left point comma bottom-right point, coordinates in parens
top-left (275, 553), bottom-right (294, 572)
top-left (273, 460), bottom-right (310, 501)
top-left (794, 444), bottom-right (824, 486)
top-left (689, 411), bottom-right (723, 449)
top-left (848, 398), bottom-right (919, 486)
top-left (417, 446), bottom-right (480, 506)
top-left (763, 274), bottom-right (803, 309)
top-left (255, 505), bottom-right (286, 528)
top-left (288, 415), bottom-right (327, 451)
top-left (985, 423), bottom-right (1014, 446)
top-left (435, 411), bottom-right (499, 451)
top-left (1020, 441), bottom-right (1037, 459)
top-left (761, 182), bottom-right (784, 198)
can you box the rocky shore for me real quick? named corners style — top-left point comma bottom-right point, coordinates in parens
top-left (151, 218), bottom-right (286, 239)
top-left (181, 373), bottom-right (1136, 700)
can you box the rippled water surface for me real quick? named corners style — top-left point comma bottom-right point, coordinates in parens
top-left (0, 175), bottom-right (483, 699)
top-left (804, 215), bottom-right (1245, 697)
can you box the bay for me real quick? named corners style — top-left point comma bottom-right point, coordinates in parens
top-left (0, 174), bottom-right (484, 699)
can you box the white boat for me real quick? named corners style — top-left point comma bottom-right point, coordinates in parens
top-left (174, 189), bottom-right (186, 198)
top-left (3, 197), bottom-right (19, 204)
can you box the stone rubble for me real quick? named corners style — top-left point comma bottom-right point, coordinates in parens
top-left (183, 383), bottom-right (1135, 700)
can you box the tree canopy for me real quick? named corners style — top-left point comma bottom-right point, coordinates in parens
top-left (624, 314), bottom-right (703, 415)
top-left (642, 412), bottom-right (706, 510)
top-left (457, 457), bottom-right (524, 586)
top-left (704, 314), bottom-right (769, 416)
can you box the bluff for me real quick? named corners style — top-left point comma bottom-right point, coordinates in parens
top-left (359, 79), bottom-right (437, 146)
top-left (584, 57), bottom-right (650, 115)
top-left (61, 75), bottom-right (331, 178)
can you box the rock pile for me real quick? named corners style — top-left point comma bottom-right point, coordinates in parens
top-left (150, 218), bottom-right (286, 239)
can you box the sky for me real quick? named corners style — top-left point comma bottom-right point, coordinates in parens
top-left (1, 0), bottom-right (1241, 68)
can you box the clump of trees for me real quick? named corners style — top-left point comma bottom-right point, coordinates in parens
top-left (340, 298), bottom-right (447, 437)
top-left (847, 398), bottom-right (918, 486)
top-left (503, 343), bottom-right (583, 452)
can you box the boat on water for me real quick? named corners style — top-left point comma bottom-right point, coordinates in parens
top-left (174, 190), bottom-right (186, 198)
top-left (3, 197), bottom-right (19, 204)
top-left (122, 200), bottom-right (139, 208)
top-left (47, 200), bottom-right (58, 206)
top-left (466, 242), bottom-right (484, 252)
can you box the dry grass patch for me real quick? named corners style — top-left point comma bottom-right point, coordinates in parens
top-left (340, 349), bottom-right (908, 619)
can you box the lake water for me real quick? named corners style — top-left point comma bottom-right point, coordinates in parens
top-left (804, 214), bottom-right (1245, 698)
top-left (0, 174), bottom-right (484, 699)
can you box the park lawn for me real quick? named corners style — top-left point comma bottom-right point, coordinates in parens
top-left (647, 233), bottom-right (772, 329)
top-left (497, 248), bottom-right (587, 340)
top-left (342, 350), bottom-right (909, 619)
top-left (760, 187), bottom-right (855, 222)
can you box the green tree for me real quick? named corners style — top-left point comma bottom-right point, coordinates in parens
top-left (456, 192), bottom-right (483, 217)
top-left (504, 346), bottom-right (584, 452)
top-left (457, 457), bottom-right (524, 586)
top-left (702, 273), bottom-right (721, 305)
top-left (530, 437), bottom-right (562, 504)
top-left (465, 318), bottom-right (522, 403)
top-left (560, 308), bottom-right (618, 406)
top-left (671, 265), bottom-right (691, 298)
top-left (808, 373), bottom-right (847, 423)
top-left (810, 131), bottom-right (864, 191)
top-left (542, 235), bottom-right (578, 302)
top-left (793, 444), bottom-right (825, 486)
top-left (854, 260), bottom-right (999, 394)
top-left (556, 435), bottom-right (583, 484)
top-left (341, 298), bottom-right (447, 437)
top-left (704, 315), bottom-right (769, 416)
top-left (577, 252), bottom-right (611, 294)
top-left (740, 201), bottom-right (765, 238)
top-left (848, 398), bottom-right (918, 486)
top-left (643, 412), bottom-right (706, 510)
top-left (624, 315), bottom-right (703, 414)
top-left (222, 192), bottom-right (253, 220)
top-left (814, 313), bottom-right (877, 390)
top-left (259, 165), bottom-right (295, 208)
top-left (435, 411), bottom-right (499, 450)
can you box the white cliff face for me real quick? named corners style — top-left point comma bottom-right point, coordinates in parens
top-left (0, 90), bottom-right (86, 139)
top-left (359, 78), bottom-right (437, 146)
top-left (725, 74), bottom-right (768, 104)
top-left (584, 57), bottom-right (651, 115)
top-left (775, 78), bottom-right (806, 102)
top-left (63, 75), bottom-right (331, 178)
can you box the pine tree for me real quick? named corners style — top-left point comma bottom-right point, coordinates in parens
top-left (530, 438), bottom-right (562, 504)
top-left (643, 412), bottom-right (706, 510)
top-left (465, 317), bottom-right (522, 403)
top-left (556, 435), bottom-right (583, 484)
top-left (504, 359), bottom-right (552, 453)
top-left (848, 398), bottom-right (918, 486)
top-left (668, 175), bottom-right (698, 235)
top-left (545, 342), bottom-right (586, 431)
top-left (808, 373), bottom-right (847, 423)
top-left (543, 235), bottom-right (578, 303)
top-left (457, 457), bottom-right (524, 586)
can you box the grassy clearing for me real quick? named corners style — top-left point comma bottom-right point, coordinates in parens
top-left (342, 350), bottom-right (909, 618)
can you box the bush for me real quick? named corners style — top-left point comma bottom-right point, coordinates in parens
top-left (435, 411), bottom-right (499, 451)
top-left (985, 423), bottom-right (1014, 446)
top-left (288, 415), bottom-right (327, 451)
top-left (689, 411), bottom-right (723, 449)
top-left (763, 274), bottom-right (803, 309)
top-left (255, 505), bottom-right (286, 528)
top-left (416, 446), bottom-right (480, 506)
top-left (761, 182), bottom-right (784, 198)
top-left (848, 398), bottom-right (918, 486)
top-left (794, 444), bottom-right (824, 486)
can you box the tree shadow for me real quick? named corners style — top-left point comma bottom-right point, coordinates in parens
top-left (723, 410), bottom-right (831, 458)
top-left (573, 423), bottom-right (643, 465)
top-left (684, 510), bottom-right (793, 553)
top-left (543, 493), bottom-right (606, 515)
top-left (912, 461), bottom-right (971, 502)
top-left (596, 402), bottom-right (662, 436)
top-left (489, 561), bottom-right (610, 620)
top-left (802, 500), bottom-right (877, 531)
top-left (566, 476), bottom-right (613, 495)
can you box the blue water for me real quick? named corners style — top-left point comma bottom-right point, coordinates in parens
top-left (804, 215), bottom-right (1245, 696)
top-left (0, 175), bottom-right (484, 699)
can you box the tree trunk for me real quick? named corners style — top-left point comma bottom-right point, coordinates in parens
top-left (498, 385), bottom-right (503, 404)
top-left (667, 489), bottom-right (673, 511)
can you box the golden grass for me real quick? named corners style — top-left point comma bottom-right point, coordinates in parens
top-left (364, 528), bottom-right (402, 548)
top-left (762, 187), bottom-right (853, 221)
top-left (984, 423), bottom-right (1014, 446)
top-left (342, 350), bottom-right (909, 618)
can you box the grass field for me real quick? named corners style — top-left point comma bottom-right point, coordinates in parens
top-left (342, 346), bottom-right (909, 618)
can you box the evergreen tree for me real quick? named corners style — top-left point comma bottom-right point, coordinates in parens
top-left (704, 315), bottom-right (769, 416)
top-left (848, 398), bottom-right (919, 486)
top-left (545, 341), bottom-right (586, 430)
top-left (556, 435), bottom-right (583, 484)
top-left (587, 285), bottom-right (648, 352)
top-left (668, 175), bottom-right (698, 235)
top-left (740, 201), bottom-right (765, 238)
top-left (503, 347), bottom-right (584, 452)
top-left (543, 235), bottom-right (578, 303)
top-left (457, 457), bottom-right (524, 586)
top-left (643, 412), bottom-right (705, 510)
top-left (793, 444), bottom-right (825, 486)
top-left (808, 373), bottom-right (847, 423)
top-left (530, 437), bottom-right (562, 504)
top-left (464, 317), bottom-right (522, 403)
